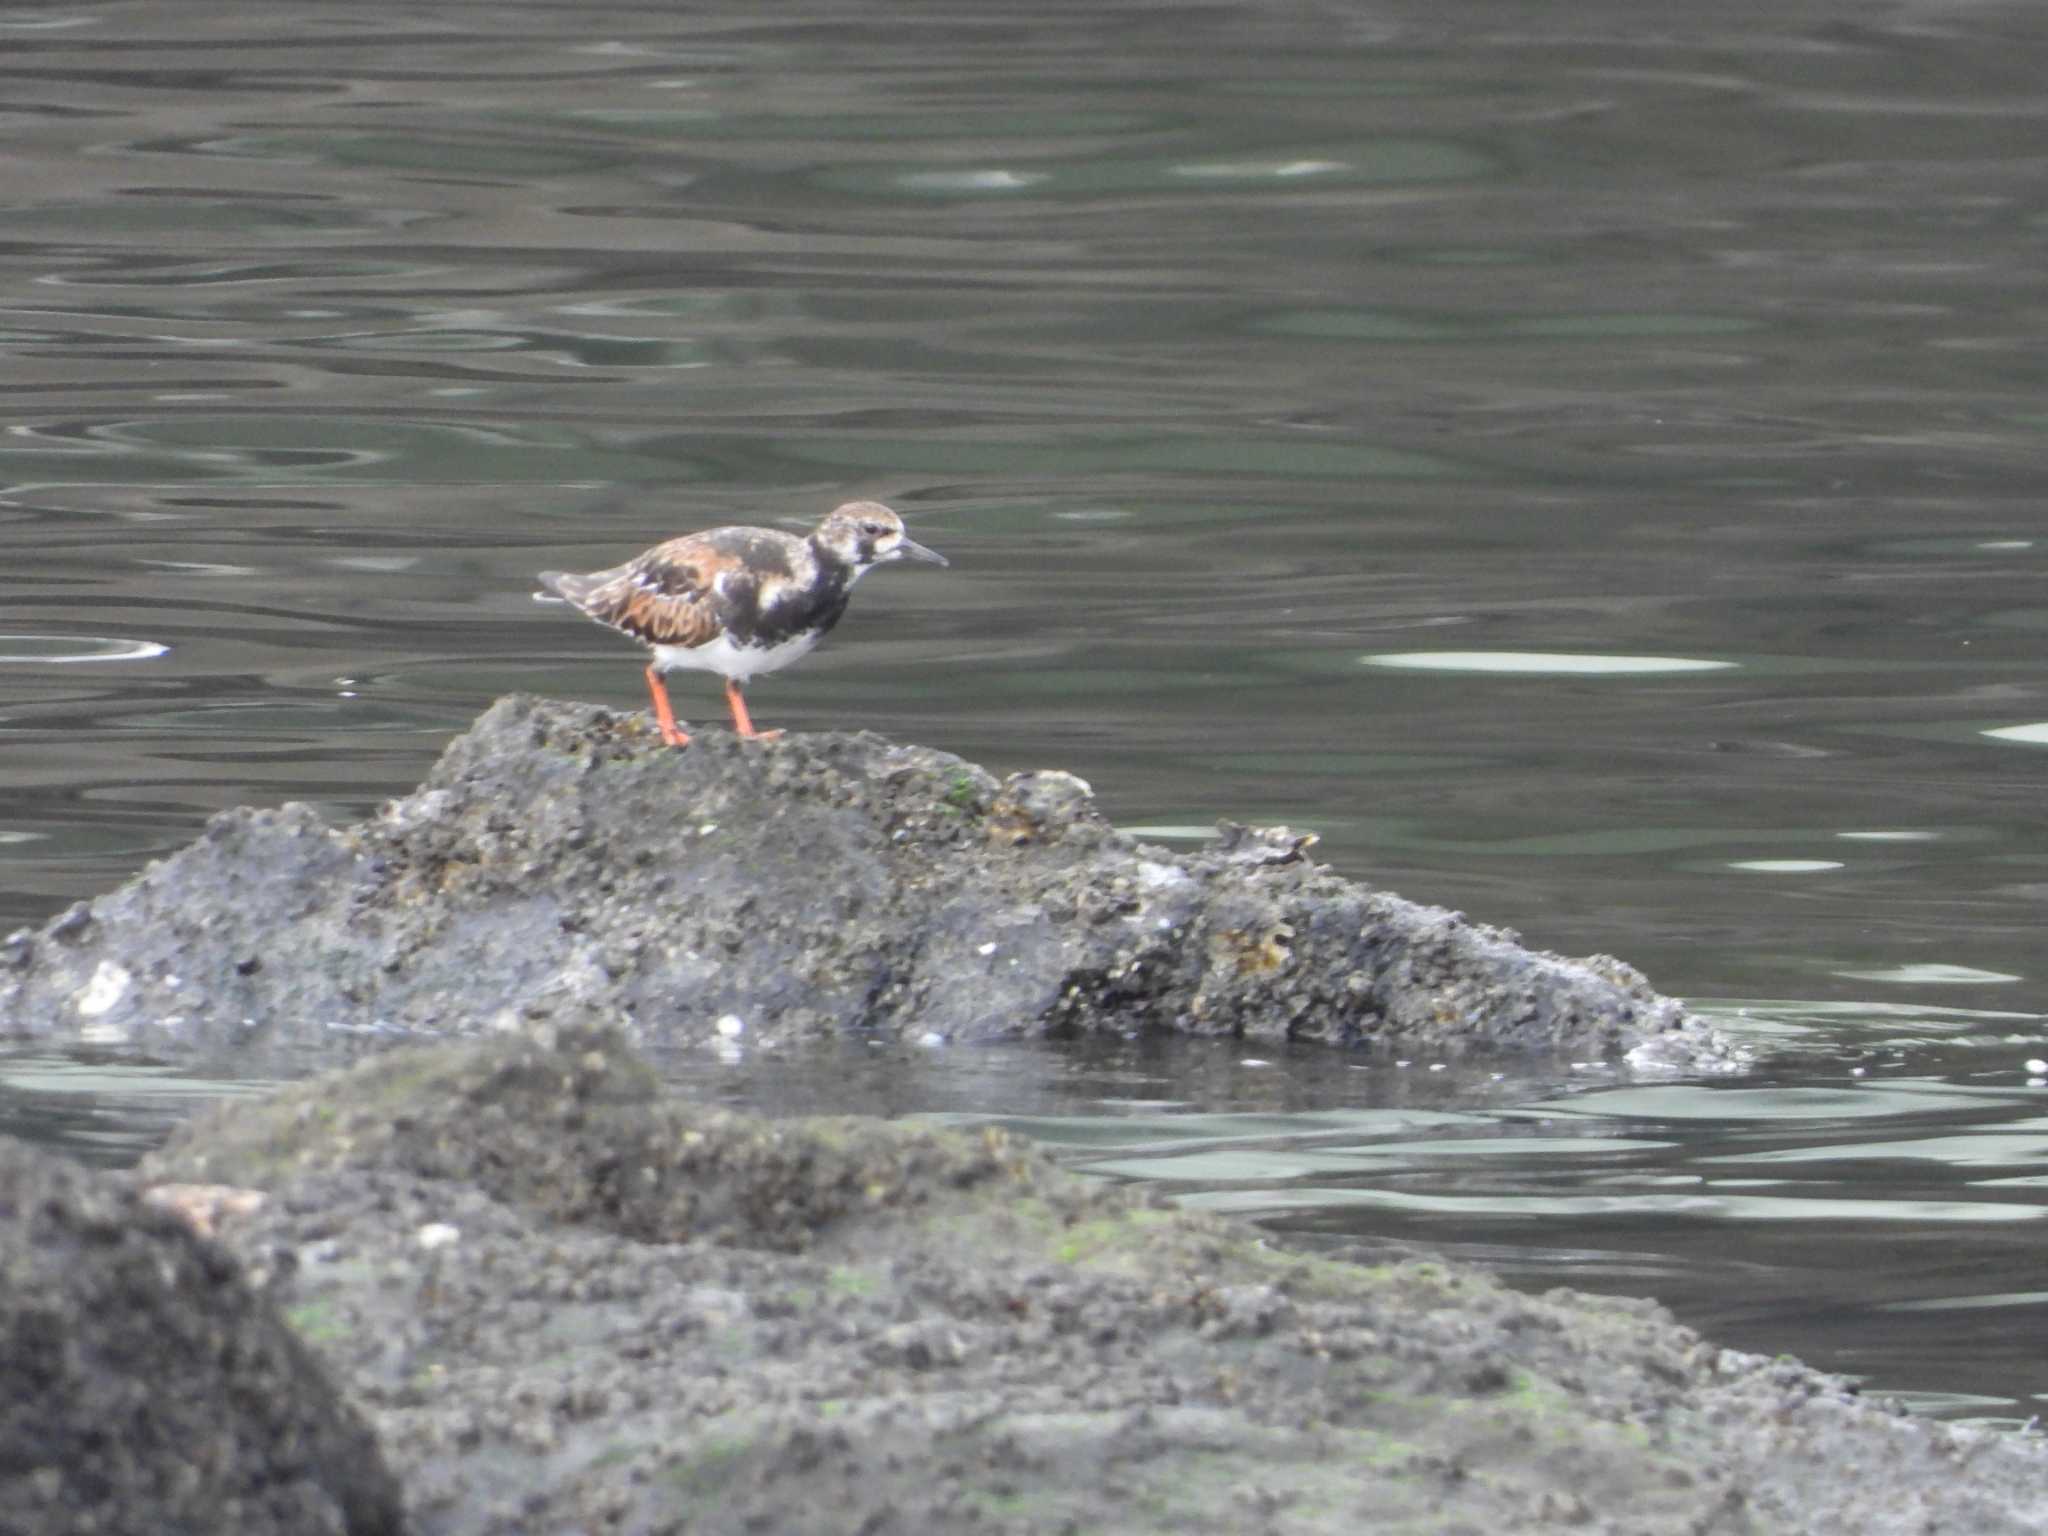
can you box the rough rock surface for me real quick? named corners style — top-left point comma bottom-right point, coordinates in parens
top-left (0, 694), bottom-right (1736, 1071)
top-left (131, 1026), bottom-right (2048, 1536)
top-left (0, 1137), bottom-right (401, 1536)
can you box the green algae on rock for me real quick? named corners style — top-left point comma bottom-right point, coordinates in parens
top-left (132, 1025), bottom-right (2048, 1536)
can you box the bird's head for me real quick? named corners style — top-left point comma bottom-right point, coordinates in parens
top-left (814, 501), bottom-right (948, 572)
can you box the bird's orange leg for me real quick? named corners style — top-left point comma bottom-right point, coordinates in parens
top-left (644, 664), bottom-right (689, 747)
top-left (724, 678), bottom-right (783, 741)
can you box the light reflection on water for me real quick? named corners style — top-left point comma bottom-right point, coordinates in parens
top-left (0, 1055), bottom-right (279, 1169)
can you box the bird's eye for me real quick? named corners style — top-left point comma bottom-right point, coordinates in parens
top-left (860, 521), bottom-right (886, 538)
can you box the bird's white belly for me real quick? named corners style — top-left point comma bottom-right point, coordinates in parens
top-left (652, 630), bottom-right (821, 682)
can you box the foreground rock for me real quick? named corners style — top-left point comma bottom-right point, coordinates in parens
top-left (0, 695), bottom-right (1736, 1071)
top-left (0, 1138), bottom-right (401, 1536)
top-left (130, 1025), bottom-right (2048, 1536)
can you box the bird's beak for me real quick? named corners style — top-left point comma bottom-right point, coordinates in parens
top-left (896, 537), bottom-right (948, 567)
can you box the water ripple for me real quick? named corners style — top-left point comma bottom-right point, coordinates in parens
top-left (0, 634), bottom-right (167, 664)
top-left (1363, 651), bottom-right (1737, 675)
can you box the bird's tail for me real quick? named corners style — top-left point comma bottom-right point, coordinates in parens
top-left (534, 570), bottom-right (592, 605)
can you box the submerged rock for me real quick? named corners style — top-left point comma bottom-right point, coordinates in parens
top-left (132, 1025), bottom-right (2048, 1536)
top-left (0, 1137), bottom-right (401, 1536)
top-left (0, 694), bottom-right (1736, 1071)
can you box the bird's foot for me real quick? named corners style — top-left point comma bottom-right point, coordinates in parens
top-left (645, 665), bottom-right (690, 747)
top-left (722, 679), bottom-right (780, 740)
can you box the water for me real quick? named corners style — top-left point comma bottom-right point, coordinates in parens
top-left (3, 0), bottom-right (2048, 1422)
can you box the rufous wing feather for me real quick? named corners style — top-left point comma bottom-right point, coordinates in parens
top-left (561, 537), bottom-right (741, 650)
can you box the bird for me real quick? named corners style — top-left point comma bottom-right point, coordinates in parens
top-left (537, 500), bottom-right (947, 747)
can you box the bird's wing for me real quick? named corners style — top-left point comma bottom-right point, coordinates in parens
top-left (557, 534), bottom-right (739, 650)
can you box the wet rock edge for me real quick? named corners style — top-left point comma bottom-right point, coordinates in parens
top-left (1, 694), bottom-right (1741, 1075)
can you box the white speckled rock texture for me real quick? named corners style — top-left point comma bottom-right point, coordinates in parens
top-left (0, 694), bottom-right (1739, 1072)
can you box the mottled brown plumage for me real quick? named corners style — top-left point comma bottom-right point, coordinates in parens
top-left (538, 501), bottom-right (946, 747)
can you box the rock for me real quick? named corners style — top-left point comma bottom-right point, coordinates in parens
top-left (132, 1025), bottom-right (2048, 1536)
top-left (0, 694), bottom-right (1739, 1072)
top-left (0, 1137), bottom-right (401, 1536)
top-left (143, 1016), bottom-right (1054, 1254)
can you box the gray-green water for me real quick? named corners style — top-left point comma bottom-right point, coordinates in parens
top-left (4, 0), bottom-right (2048, 1425)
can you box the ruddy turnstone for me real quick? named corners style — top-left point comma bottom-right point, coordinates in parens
top-left (538, 500), bottom-right (946, 746)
